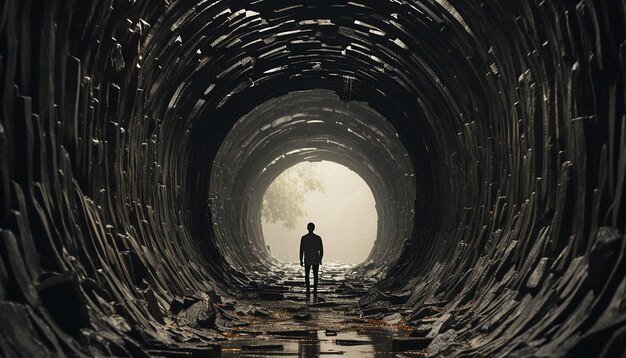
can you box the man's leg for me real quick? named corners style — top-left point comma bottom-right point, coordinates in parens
top-left (305, 264), bottom-right (311, 293)
top-left (312, 264), bottom-right (319, 293)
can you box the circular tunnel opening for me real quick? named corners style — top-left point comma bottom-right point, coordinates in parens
top-left (261, 160), bottom-right (378, 264)
top-left (2, 0), bottom-right (625, 356)
top-left (208, 89), bottom-right (417, 274)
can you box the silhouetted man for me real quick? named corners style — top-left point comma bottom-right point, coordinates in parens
top-left (300, 222), bottom-right (323, 294)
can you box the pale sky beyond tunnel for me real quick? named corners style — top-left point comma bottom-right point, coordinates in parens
top-left (262, 161), bottom-right (378, 264)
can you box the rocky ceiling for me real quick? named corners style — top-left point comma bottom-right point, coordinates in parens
top-left (0, 0), bottom-right (625, 356)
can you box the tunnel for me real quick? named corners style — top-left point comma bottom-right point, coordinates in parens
top-left (0, 0), bottom-right (625, 357)
top-left (209, 89), bottom-right (416, 276)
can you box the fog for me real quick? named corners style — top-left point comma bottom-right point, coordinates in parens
top-left (262, 161), bottom-right (378, 264)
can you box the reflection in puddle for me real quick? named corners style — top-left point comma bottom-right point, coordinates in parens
top-left (222, 328), bottom-right (400, 357)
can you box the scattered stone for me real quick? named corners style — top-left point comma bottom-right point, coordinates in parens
top-left (233, 304), bottom-right (271, 317)
top-left (169, 295), bottom-right (202, 315)
top-left (383, 312), bottom-right (403, 324)
top-left (359, 287), bottom-right (389, 307)
top-left (235, 304), bottom-right (253, 316)
top-left (253, 308), bottom-right (272, 317)
top-left (180, 297), bottom-right (217, 328)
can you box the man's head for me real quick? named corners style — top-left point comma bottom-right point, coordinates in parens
top-left (307, 222), bottom-right (315, 232)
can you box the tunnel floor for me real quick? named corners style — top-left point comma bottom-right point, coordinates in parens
top-left (171, 262), bottom-right (423, 357)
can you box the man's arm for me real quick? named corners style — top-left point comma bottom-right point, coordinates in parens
top-left (319, 237), bottom-right (324, 264)
top-left (299, 237), bottom-right (305, 266)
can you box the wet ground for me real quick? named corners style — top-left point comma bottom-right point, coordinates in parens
top-left (216, 263), bottom-right (419, 357)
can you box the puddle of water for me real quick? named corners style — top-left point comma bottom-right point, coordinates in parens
top-left (221, 327), bottom-right (400, 357)
top-left (220, 262), bottom-right (406, 357)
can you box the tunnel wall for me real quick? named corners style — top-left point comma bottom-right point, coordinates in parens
top-left (0, 1), bottom-right (232, 355)
top-left (376, 2), bottom-right (626, 356)
top-left (0, 0), bottom-right (625, 356)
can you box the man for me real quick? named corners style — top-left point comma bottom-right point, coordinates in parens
top-left (299, 222), bottom-right (324, 295)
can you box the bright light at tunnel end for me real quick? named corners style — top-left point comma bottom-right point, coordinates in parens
top-left (261, 160), bottom-right (378, 264)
